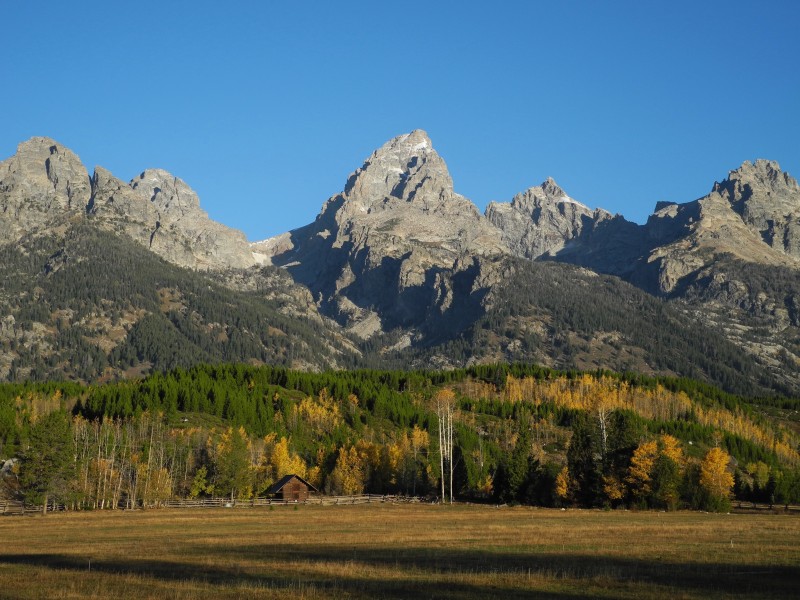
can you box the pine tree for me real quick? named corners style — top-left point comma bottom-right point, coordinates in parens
top-left (18, 410), bottom-right (75, 514)
top-left (213, 427), bottom-right (252, 501)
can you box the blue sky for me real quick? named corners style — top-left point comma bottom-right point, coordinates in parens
top-left (3, 1), bottom-right (799, 240)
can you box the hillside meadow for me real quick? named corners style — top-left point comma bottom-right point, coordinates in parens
top-left (0, 504), bottom-right (798, 599)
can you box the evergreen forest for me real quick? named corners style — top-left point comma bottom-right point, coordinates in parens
top-left (2, 363), bottom-right (799, 513)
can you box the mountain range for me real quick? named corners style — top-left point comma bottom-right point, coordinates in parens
top-left (1, 132), bottom-right (799, 395)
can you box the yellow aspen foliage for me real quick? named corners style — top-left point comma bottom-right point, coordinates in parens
top-left (410, 425), bottom-right (429, 455)
top-left (347, 393), bottom-right (360, 418)
top-left (294, 392), bottom-right (342, 435)
top-left (659, 434), bottom-right (684, 467)
top-left (477, 473), bottom-right (494, 496)
top-left (386, 435), bottom-right (409, 486)
top-left (555, 466), bottom-right (570, 500)
top-left (484, 373), bottom-right (800, 467)
top-left (700, 447), bottom-right (734, 500)
top-left (603, 474), bottom-right (625, 501)
top-left (268, 436), bottom-right (307, 480)
top-left (626, 439), bottom-right (658, 497)
top-left (433, 388), bottom-right (457, 408)
top-left (305, 465), bottom-right (321, 489)
top-left (332, 446), bottom-right (366, 495)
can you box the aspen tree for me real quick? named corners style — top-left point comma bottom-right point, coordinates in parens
top-left (700, 446), bottom-right (734, 511)
top-left (434, 389), bottom-right (456, 503)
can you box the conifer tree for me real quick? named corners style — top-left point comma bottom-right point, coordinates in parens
top-left (18, 410), bottom-right (75, 514)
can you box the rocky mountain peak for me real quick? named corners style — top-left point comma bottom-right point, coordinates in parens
top-left (341, 129), bottom-right (455, 213)
top-left (486, 177), bottom-right (608, 260)
top-left (732, 159), bottom-right (797, 189)
top-left (540, 176), bottom-right (566, 199)
top-left (712, 159), bottom-right (800, 205)
top-left (0, 136), bottom-right (91, 239)
top-left (130, 169), bottom-right (202, 217)
top-left (3, 137), bottom-right (91, 211)
top-left (0, 137), bottom-right (255, 271)
top-left (255, 130), bottom-right (507, 337)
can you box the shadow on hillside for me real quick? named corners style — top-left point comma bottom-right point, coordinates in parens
top-left (1, 543), bottom-right (797, 599)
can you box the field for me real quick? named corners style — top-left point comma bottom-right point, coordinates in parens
top-left (0, 505), bottom-right (798, 599)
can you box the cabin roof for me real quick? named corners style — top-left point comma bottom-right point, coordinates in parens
top-left (265, 474), bottom-right (319, 495)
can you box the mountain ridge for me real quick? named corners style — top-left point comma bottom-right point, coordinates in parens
top-left (2, 132), bottom-right (799, 395)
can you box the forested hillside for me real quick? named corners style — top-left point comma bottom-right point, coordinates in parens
top-left (387, 259), bottom-right (786, 397)
top-left (2, 364), bottom-right (798, 512)
top-left (2, 224), bottom-right (790, 400)
top-left (0, 224), bottom-right (356, 381)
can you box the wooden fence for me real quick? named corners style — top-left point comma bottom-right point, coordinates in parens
top-left (6, 497), bottom-right (794, 515)
top-left (0, 494), bottom-right (422, 515)
top-left (0, 500), bottom-right (65, 516)
top-left (161, 494), bottom-right (423, 509)
top-left (733, 501), bottom-right (800, 514)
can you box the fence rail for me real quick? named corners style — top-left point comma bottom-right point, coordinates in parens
top-left (0, 500), bottom-right (65, 516)
top-left (0, 494), bottom-right (422, 515)
top-left (733, 501), bottom-right (800, 513)
top-left (3, 498), bottom-right (800, 515)
top-left (161, 494), bottom-right (423, 509)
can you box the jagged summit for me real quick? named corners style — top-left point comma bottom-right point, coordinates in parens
top-left (261, 129), bottom-right (506, 259)
top-left (131, 169), bottom-right (203, 217)
top-left (3, 133), bottom-right (800, 392)
top-left (539, 176), bottom-right (567, 199)
top-left (0, 137), bottom-right (90, 239)
top-left (0, 136), bottom-right (254, 270)
top-left (724, 159), bottom-right (798, 190)
top-left (485, 176), bottom-right (610, 260)
top-left (253, 130), bottom-right (508, 337)
top-left (340, 129), bottom-right (456, 214)
top-left (711, 159), bottom-right (800, 208)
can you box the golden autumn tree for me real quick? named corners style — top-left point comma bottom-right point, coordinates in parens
top-left (555, 465), bottom-right (571, 504)
top-left (626, 439), bottom-right (658, 504)
top-left (265, 435), bottom-right (308, 482)
top-left (651, 434), bottom-right (684, 510)
top-left (700, 446), bottom-right (734, 512)
top-left (409, 425), bottom-right (430, 495)
top-left (330, 446), bottom-right (366, 495)
top-left (626, 435), bottom-right (684, 509)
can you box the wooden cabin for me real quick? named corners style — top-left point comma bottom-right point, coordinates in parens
top-left (266, 474), bottom-right (318, 502)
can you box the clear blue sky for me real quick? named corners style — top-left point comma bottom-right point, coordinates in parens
top-left (3, 1), bottom-right (799, 241)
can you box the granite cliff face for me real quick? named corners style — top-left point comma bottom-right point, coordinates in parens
top-left (90, 167), bottom-right (256, 270)
top-left (0, 137), bottom-right (255, 271)
top-left (719, 159), bottom-right (800, 257)
top-left (254, 130), bottom-right (509, 338)
top-left (627, 161), bottom-right (800, 382)
top-left (485, 177), bottom-right (611, 259)
top-left (0, 137), bottom-right (90, 239)
top-left (640, 160), bottom-right (800, 295)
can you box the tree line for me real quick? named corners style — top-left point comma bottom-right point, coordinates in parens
top-left (2, 364), bottom-right (799, 512)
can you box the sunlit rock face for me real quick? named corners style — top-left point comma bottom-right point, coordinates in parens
top-left (486, 177), bottom-right (612, 260)
top-left (0, 137), bottom-right (90, 238)
top-left (0, 137), bottom-right (255, 271)
top-left (255, 130), bottom-right (509, 336)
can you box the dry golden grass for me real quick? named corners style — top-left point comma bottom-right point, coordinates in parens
top-left (0, 504), bottom-right (798, 599)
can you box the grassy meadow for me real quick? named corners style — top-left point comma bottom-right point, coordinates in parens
top-left (0, 504), bottom-right (798, 599)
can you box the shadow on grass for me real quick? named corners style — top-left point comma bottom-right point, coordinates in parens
top-left (0, 543), bottom-right (797, 599)
top-left (0, 552), bottom-right (579, 600)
